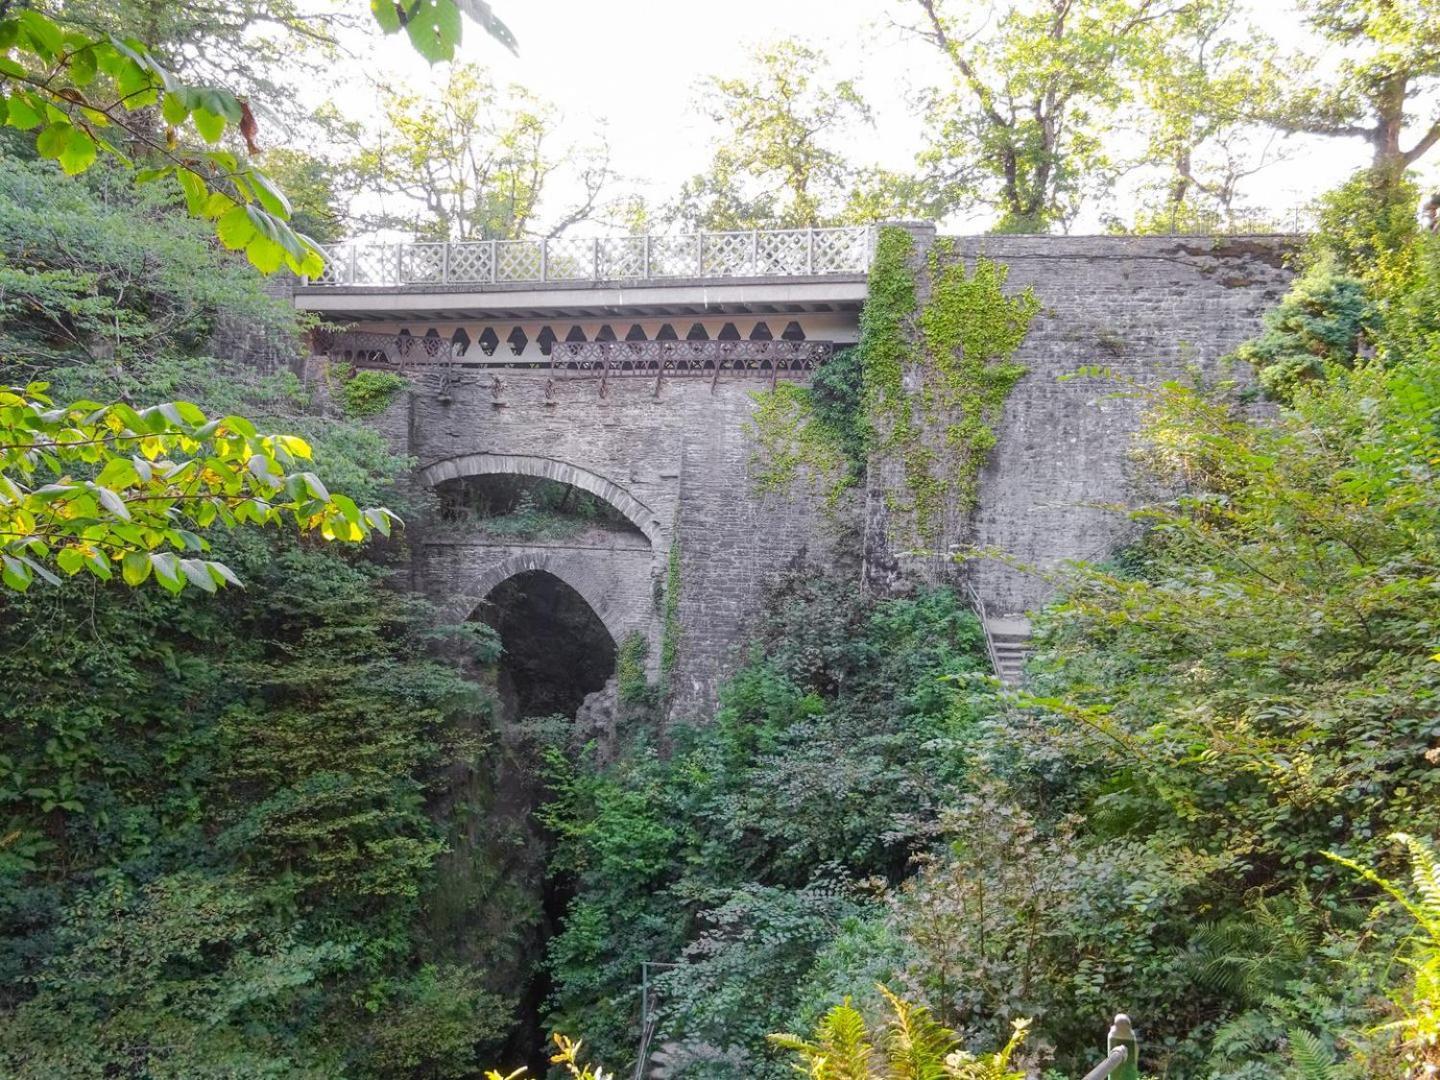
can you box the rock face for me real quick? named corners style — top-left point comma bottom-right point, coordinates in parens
top-left (295, 230), bottom-right (1294, 715)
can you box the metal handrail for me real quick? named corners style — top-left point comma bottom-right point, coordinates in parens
top-left (1080, 1046), bottom-right (1129, 1080)
top-left (963, 582), bottom-right (1005, 683)
top-left (308, 226), bottom-right (875, 287)
top-left (1079, 1014), bottom-right (1139, 1080)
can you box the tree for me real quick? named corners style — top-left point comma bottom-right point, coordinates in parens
top-left (0, 2), bottom-right (517, 273)
top-left (349, 63), bottom-right (610, 241)
top-left (0, 381), bottom-right (398, 593)
top-left (1130, 0), bottom-right (1288, 232)
top-left (669, 39), bottom-right (872, 231)
top-left (905, 0), bottom-right (1184, 233)
top-left (263, 147), bottom-right (346, 243)
top-left (1272, 0), bottom-right (1440, 181)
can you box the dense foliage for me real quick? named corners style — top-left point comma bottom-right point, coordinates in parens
top-left (542, 575), bottom-right (994, 1076)
top-left (0, 160), bottom-right (517, 1077)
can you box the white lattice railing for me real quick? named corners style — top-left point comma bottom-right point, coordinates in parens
top-left (309, 226), bottom-right (875, 287)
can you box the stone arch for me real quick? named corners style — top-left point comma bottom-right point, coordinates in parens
top-left (456, 550), bottom-right (626, 643)
top-left (420, 453), bottom-right (662, 546)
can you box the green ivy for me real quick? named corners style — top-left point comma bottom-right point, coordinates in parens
top-left (616, 632), bottom-right (651, 706)
top-left (746, 381), bottom-right (853, 502)
top-left (341, 369), bottom-right (407, 418)
top-left (744, 228), bottom-right (1036, 541)
top-left (661, 537), bottom-right (682, 679)
top-left (912, 240), bottom-right (1038, 525)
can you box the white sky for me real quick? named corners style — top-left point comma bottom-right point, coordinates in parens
top-left (304, 0), bottom-right (1438, 236)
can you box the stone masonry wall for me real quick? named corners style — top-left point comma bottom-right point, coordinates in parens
top-left (865, 230), bottom-right (1298, 615)
top-left (305, 230), bottom-right (1294, 717)
top-left (371, 368), bottom-right (850, 717)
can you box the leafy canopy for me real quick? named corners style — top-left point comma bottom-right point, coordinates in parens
top-left (0, 381), bottom-right (397, 593)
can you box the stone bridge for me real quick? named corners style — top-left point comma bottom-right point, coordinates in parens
top-left (293, 223), bottom-right (1297, 712)
top-left (416, 454), bottom-right (661, 656)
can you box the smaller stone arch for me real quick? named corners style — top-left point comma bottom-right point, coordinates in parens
top-left (461, 551), bottom-right (624, 636)
top-left (419, 453), bottom-right (662, 546)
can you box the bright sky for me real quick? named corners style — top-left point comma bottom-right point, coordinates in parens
top-left (309, 0), bottom-right (1437, 236)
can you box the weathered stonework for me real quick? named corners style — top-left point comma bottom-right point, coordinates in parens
top-left (292, 228), bottom-right (1296, 715)
top-left (372, 370), bottom-right (850, 716)
top-left (865, 229), bottom-right (1298, 615)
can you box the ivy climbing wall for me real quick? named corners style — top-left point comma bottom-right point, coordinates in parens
top-left (864, 226), bottom-right (1298, 613)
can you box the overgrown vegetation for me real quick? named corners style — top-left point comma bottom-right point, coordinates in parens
top-left (9, 4), bottom-right (1440, 1077)
top-left (748, 227), bottom-right (1038, 541)
top-left (542, 576), bottom-right (994, 1076)
top-left (0, 161), bottom-right (517, 1076)
top-left (340, 367), bottom-right (408, 417)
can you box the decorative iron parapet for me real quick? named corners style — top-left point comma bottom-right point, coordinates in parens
top-left (315, 330), bottom-right (831, 381)
top-left (310, 226), bottom-right (874, 287)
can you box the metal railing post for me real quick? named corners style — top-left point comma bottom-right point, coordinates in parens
top-left (806, 228), bottom-right (815, 274)
top-left (489, 239), bottom-right (497, 283)
top-left (395, 245), bottom-right (404, 285)
top-left (441, 243), bottom-right (450, 284)
top-left (540, 238), bottom-right (548, 282)
top-left (696, 232), bottom-right (704, 277)
top-left (1109, 1015), bottom-right (1139, 1080)
top-left (750, 229), bottom-right (759, 275)
top-left (642, 234), bottom-right (650, 280)
top-left (593, 237), bottom-right (601, 281)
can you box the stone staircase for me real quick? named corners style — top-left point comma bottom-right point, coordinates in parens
top-left (984, 616), bottom-right (1033, 686)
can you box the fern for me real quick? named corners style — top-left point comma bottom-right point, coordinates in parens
top-left (877, 985), bottom-right (956, 1080)
top-left (1285, 1028), bottom-right (1349, 1079)
top-left (769, 987), bottom-right (1027, 1080)
top-left (1326, 832), bottom-right (1440, 1071)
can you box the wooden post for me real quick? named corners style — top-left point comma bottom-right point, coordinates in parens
top-left (1109, 1015), bottom-right (1139, 1080)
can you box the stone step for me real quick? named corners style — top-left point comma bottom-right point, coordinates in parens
top-left (980, 613), bottom-right (1032, 687)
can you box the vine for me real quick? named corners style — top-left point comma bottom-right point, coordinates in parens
top-left (616, 632), bottom-right (652, 706)
top-left (744, 227), bottom-right (1037, 542)
top-left (339, 368), bottom-right (407, 418)
top-left (660, 537), bottom-right (682, 680)
top-left (912, 239), bottom-right (1038, 526)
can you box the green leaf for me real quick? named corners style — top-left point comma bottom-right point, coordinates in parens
top-left (176, 170), bottom-right (208, 216)
top-left (216, 205), bottom-right (257, 250)
top-left (4, 93), bottom-right (40, 131)
top-left (69, 45), bottom-right (99, 87)
top-left (35, 122), bottom-right (71, 161)
top-left (84, 551), bottom-right (113, 581)
top-left (247, 168), bottom-right (293, 218)
top-left (2, 554), bottom-right (31, 591)
top-left (192, 105), bottom-right (225, 143)
top-left (405, 0), bottom-right (464, 63)
top-left (121, 551), bottom-right (151, 586)
top-left (94, 457), bottom-right (139, 489)
top-left (58, 127), bottom-right (98, 176)
top-left (150, 552), bottom-right (184, 593)
top-left (161, 90), bottom-right (190, 125)
top-left (371, 0), bottom-right (405, 33)
top-left (94, 486), bottom-right (131, 521)
top-left (178, 558), bottom-right (217, 593)
top-left (245, 234), bottom-right (286, 274)
top-left (18, 10), bottom-right (64, 60)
